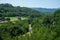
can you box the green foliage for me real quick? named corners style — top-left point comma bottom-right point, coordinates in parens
top-left (0, 4), bottom-right (42, 17)
top-left (0, 3), bottom-right (60, 40)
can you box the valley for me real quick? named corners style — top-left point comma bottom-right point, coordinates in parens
top-left (0, 4), bottom-right (60, 40)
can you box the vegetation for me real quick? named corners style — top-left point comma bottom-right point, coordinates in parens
top-left (0, 3), bottom-right (60, 40)
top-left (0, 3), bottom-right (42, 18)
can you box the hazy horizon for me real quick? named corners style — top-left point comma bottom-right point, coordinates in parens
top-left (0, 0), bottom-right (60, 8)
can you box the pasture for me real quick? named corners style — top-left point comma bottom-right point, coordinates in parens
top-left (5, 17), bottom-right (28, 21)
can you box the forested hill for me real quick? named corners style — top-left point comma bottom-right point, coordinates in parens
top-left (0, 3), bottom-right (42, 17)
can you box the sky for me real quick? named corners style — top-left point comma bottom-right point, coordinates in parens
top-left (0, 0), bottom-right (60, 8)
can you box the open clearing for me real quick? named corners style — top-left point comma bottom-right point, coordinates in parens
top-left (5, 17), bottom-right (28, 21)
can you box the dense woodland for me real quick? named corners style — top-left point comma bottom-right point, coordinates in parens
top-left (0, 3), bottom-right (60, 40)
top-left (0, 3), bottom-right (42, 17)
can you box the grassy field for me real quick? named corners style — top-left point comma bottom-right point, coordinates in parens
top-left (5, 17), bottom-right (28, 21)
top-left (21, 17), bottom-right (28, 20)
top-left (5, 17), bottom-right (18, 21)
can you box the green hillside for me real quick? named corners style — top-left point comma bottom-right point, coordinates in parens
top-left (0, 3), bottom-right (42, 18)
top-left (0, 3), bottom-right (60, 40)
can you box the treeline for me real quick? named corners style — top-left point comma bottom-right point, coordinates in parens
top-left (0, 3), bottom-right (42, 17)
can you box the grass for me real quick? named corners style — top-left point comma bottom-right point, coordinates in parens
top-left (21, 17), bottom-right (29, 20)
top-left (5, 17), bottom-right (28, 21)
top-left (10, 17), bottom-right (18, 21)
top-left (5, 17), bottom-right (18, 21)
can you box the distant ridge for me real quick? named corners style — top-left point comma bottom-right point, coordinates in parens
top-left (32, 8), bottom-right (58, 14)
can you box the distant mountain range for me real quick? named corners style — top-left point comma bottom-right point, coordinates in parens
top-left (32, 8), bottom-right (58, 14)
